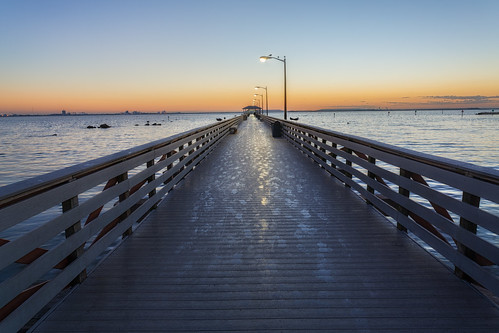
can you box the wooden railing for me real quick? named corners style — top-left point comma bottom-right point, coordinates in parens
top-left (261, 115), bottom-right (499, 295)
top-left (0, 116), bottom-right (242, 332)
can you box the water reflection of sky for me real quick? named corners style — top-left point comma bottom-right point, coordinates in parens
top-left (1, 110), bottom-right (497, 187)
top-left (291, 110), bottom-right (498, 170)
top-left (0, 113), bottom-right (240, 187)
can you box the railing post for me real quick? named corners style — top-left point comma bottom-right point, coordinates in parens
top-left (329, 142), bottom-right (337, 170)
top-left (397, 169), bottom-right (410, 232)
top-left (146, 160), bottom-right (157, 209)
top-left (186, 140), bottom-right (195, 167)
top-left (177, 144), bottom-right (185, 176)
top-left (365, 156), bottom-right (376, 205)
top-left (163, 150), bottom-right (176, 186)
top-left (320, 139), bottom-right (327, 167)
top-left (367, 156), bottom-right (376, 194)
top-left (455, 192), bottom-right (480, 281)
top-left (344, 148), bottom-right (353, 188)
top-left (62, 195), bottom-right (87, 285)
top-left (117, 172), bottom-right (132, 238)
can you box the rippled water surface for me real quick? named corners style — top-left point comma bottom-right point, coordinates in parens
top-left (291, 109), bottom-right (499, 170)
top-left (0, 110), bottom-right (497, 272)
top-left (1, 110), bottom-right (498, 187)
top-left (0, 113), bottom-right (239, 187)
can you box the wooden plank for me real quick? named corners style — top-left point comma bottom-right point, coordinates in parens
top-left (0, 192), bottom-right (160, 333)
top-left (340, 160), bottom-right (499, 264)
top-left (281, 121), bottom-right (499, 293)
top-left (31, 117), bottom-right (499, 333)
top-left (0, 119), bottom-right (242, 332)
top-left (284, 119), bottom-right (499, 186)
top-left (0, 151), bottom-right (155, 232)
top-left (0, 179), bottom-right (129, 271)
top-left (283, 126), bottom-right (499, 262)
top-left (0, 173), bottom-right (163, 310)
top-left (292, 123), bottom-right (498, 204)
top-left (327, 133), bottom-right (498, 202)
top-left (0, 118), bottom-right (240, 207)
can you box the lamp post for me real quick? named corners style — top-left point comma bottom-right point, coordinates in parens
top-left (259, 54), bottom-right (287, 120)
top-left (254, 94), bottom-right (263, 116)
top-left (252, 99), bottom-right (260, 114)
top-left (255, 86), bottom-right (268, 116)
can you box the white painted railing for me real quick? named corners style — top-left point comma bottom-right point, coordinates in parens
top-left (261, 115), bottom-right (499, 296)
top-left (0, 116), bottom-right (242, 332)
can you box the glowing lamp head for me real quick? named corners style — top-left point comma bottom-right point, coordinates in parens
top-left (259, 56), bottom-right (270, 62)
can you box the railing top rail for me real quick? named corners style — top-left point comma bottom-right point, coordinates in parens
top-left (0, 117), bottom-right (241, 207)
top-left (265, 115), bottom-right (499, 186)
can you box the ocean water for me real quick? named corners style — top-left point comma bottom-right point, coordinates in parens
top-left (0, 112), bottom-right (239, 187)
top-left (1, 110), bottom-right (497, 189)
top-left (0, 110), bottom-right (497, 279)
top-left (289, 109), bottom-right (499, 170)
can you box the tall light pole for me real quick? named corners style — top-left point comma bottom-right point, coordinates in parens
top-left (255, 86), bottom-right (268, 115)
top-left (260, 54), bottom-right (287, 120)
top-left (252, 99), bottom-right (260, 114)
top-left (254, 94), bottom-right (263, 116)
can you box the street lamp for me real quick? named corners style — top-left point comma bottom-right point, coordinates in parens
top-left (255, 86), bottom-right (268, 115)
top-left (259, 54), bottom-right (287, 120)
top-left (252, 99), bottom-right (260, 113)
top-left (254, 94), bottom-right (263, 116)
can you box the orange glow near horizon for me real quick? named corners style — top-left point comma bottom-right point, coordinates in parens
top-left (2, 86), bottom-right (499, 114)
top-left (1, 2), bottom-right (498, 115)
top-left (2, 60), bottom-right (499, 114)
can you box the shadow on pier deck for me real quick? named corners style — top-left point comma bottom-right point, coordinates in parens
top-left (33, 117), bottom-right (499, 332)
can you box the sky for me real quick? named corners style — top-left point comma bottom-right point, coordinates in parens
top-left (1, 0), bottom-right (498, 114)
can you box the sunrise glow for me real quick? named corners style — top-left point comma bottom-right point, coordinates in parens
top-left (1, 1), bottom-right (498, 114)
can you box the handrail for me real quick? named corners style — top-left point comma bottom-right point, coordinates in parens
top-left (261, 115), bottom-right (499, 296)
top-left (0, 116), bottom-right (242, 332)
top-left (0, 119), bottom-right (241, 208)
top-left (262, 116), bottom-right (499, 187)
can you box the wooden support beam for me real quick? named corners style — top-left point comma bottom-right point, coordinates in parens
top-left (62, 196), bottom-right (87, 285)
top-left (367, 156), bottom-right (376, 195)
top-left (147, 159), bottom-right (157, 210)
top-left (344, 148), bottom-right (353, 188)
top-left (455, 192), bottom-right (481, 281)
top-left (117, 172), bottom-right (132, 238)
top-left (397, 169), bottom-right (410, 232)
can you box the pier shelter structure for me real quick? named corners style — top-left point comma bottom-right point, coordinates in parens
top-left (242, 105), bottom-right (262, 115)
top-left (1, 115), bottom-right (498, 332)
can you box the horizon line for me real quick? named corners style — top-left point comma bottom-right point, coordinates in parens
top-left (1, 106), bottom-right (497, 117)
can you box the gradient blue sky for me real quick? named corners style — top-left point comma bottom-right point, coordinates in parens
top-left (1, 0), bottom-right (498, 113)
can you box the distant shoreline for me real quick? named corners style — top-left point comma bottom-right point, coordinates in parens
top-left (1, 107), bottom-right (497, 117)
top-left (310, 107), bottom-right (495, 112)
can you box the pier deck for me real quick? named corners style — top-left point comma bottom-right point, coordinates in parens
top-left (33, 117), bottom-right (499, 332)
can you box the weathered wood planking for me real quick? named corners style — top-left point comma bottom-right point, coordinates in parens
top-left (0, 117), bottom-right (241, 332)
top-left (262, 115), bottom-right (499, 295)
top-left (32, 117), bottom-right (499, 332)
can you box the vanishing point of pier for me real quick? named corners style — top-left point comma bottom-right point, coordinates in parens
top-left (1, 115), bottom-right (498, 331)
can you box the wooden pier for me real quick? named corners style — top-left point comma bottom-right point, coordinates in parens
top-left (1, 115), bottom-right (498, 331)
top-left (29, 117), bottom-right (498, 332)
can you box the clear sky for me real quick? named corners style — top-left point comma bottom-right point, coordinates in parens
top-left (1, 0), bottom-right (498, 114)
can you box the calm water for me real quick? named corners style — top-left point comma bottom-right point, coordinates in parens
top-left (0, 113), bottom-right (239, 187)
top-left (290, 109), bottom-right (499, 170)
top-left (0, 110), bottom-right (497, 277)
top-left (1, 110), bottom-right (497, 188)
